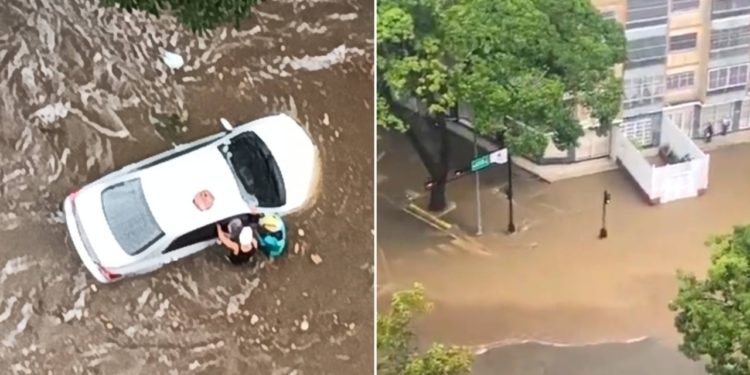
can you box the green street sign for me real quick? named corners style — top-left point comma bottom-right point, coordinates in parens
top-left (471, 155), bottom-right (491, 172)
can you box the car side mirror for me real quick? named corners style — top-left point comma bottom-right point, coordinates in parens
top-left (220, 118), bottom-right (234, 132)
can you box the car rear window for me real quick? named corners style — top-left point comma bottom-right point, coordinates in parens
top-left (101, 178), bottom-right (164, 255)
top-left (221, 132), bottom-right (286, 207)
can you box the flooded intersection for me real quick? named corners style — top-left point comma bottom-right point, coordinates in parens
top-left (0, 0), bottom-right (373, 373)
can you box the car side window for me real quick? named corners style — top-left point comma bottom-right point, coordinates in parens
top-left (163, 222), bottom-right (220, 253)
top-left (163, 214), bottom-right (256, 253)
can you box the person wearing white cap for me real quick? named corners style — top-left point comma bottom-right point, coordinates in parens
top-left (216, 218), bottom-right (258, 265)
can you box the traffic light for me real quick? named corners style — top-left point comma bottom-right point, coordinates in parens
top-left (604, 190), bottom-right (611, 205)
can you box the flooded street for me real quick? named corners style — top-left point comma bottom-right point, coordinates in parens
top-left (377, 131), bottom-right (750, 374)
top-left (0, 0), bottom-right (373, 373)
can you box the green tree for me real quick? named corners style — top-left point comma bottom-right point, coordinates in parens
top-left (378, 283), bottom-right (473, 375)
top-left (102, 0), bottom-right (259, 33)
top-left (670, 225), bottom-right (750, 375)
top-left (377, 0), bottom-right (625, 211)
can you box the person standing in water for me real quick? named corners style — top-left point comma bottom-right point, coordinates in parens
top-left (256, 214), bottom-right (287, 259)
top-left (216, 216), bottom-right (258, 265)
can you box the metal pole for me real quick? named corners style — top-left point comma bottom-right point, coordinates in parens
top-left (473, 132), bottom-right (483, 236)
top-left (599, 190), bottom-right (608, 239)
top-left (507, 149), bottom-right (516, 234)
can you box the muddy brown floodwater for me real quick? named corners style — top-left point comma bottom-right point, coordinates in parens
top-left (0, 0), bottom-right (373, 373)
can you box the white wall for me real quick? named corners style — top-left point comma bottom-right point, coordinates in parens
top-left (612, 127), bottom-right (656, 199)
top-left (659, 117), bottom-right (704, 159)
top-left (575, 129), bottom-right (611, 161)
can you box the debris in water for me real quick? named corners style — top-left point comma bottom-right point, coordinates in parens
top-left (297, 228), bottom-right (305, 237)
top-left (311, 254), bottom-right (323, 265)
top-left (161, 51), bottom-right (185, 70)
top-left (31, 102), bottom-right (70, 125)
top-left (250, 314), bottom-right (259, 325)
top-left (294, 243), bottom-right (300, 254)
top-left (300, 320), bottom-right (309, 331)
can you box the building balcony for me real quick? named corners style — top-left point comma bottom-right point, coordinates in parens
top-left (667, 49), bottom-right (702, 68)
top-left (670, 9), bottom-right (704, 29)
top-left (666, 86), bottom-right (700, 103)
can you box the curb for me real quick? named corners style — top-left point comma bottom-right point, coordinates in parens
top-left (510, 157), bottom-right (553, 184)
top-left (404, 203), bottom-right (453, 231)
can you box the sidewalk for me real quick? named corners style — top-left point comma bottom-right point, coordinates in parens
top-left (446, 119), bottom-right (750, 183)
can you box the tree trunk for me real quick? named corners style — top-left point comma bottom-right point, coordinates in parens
top-left (428, 177), bottom-right (447, 211)
top-left (386, 94), bottom-right (451, 212)
top-left (426, 115), bottom-right (450, 211)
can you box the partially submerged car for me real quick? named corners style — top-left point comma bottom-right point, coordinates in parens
top-left (63, 114), bottom-right (319, 283)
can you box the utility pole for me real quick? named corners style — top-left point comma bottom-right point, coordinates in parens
top-left (506, 149), bottom-right (516, 234)
top-left (599, 190), bottom-right (611, 239)
top-left (473, 132), bottom-right (483, 236)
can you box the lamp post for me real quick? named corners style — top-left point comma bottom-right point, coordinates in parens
top-left (599, 190), bottom-right (611, 239)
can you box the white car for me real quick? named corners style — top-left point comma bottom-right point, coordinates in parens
top-left (63, 114), bottom-right (319, 283)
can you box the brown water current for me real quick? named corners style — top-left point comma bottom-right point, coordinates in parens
top-left (0, 0), bottom-right (374, 373)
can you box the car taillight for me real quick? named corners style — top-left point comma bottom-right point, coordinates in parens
top-left (69, 190), bottom-right (80, 200)
top-left (98, 265), bottom-right (122, 281)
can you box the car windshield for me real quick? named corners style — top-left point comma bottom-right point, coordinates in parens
top-left (220, 132), bottom-right (286, 207)
top-left (101, 178), bottom-right (164, 255)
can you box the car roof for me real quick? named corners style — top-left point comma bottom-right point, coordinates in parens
top-left (137, 140), bottom-right (250, 238)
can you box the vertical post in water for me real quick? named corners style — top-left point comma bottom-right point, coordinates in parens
top-left (599, 190), bottom-right (610, 239)
top-left (473, 132), bottom-right (483, 236)
top-left (507, 149), bottom-right (516, 234)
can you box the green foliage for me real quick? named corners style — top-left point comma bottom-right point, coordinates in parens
top-left (670, 225), bottom-right (750, 375)
top-left (377, 0), bottom-right (626, 156)
top-left (101, 0), bottom-right (259, 33)
top-left (378, 284), bottom-right (473, 375)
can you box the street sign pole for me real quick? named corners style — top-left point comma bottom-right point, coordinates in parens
top-left (506, 149), bottom-right (516, 234)
top-left (473, 133), bottom-right (483, 236)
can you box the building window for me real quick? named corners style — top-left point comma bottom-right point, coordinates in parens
top-left (672, 0), bottom-right (700, 11)
top-left (708, 64), bottom-right (749, 93)
top-left (627, 36), bottom-right (667, 66)
top-left (669, 33), bottom-right (698, 52)
top-left (712, 0), bottom-right (750, 19)
top-left (701, 102), bottom-right (734, 131)
top-left (710, 25), bottom-right (750, 59)
top-left (623, 76), bottom-right (665, 109)
top-left (627, 0), bottom-right (668, 28)
top-left (666, 106), bottom-right (696, 137)
top-left (623, 117), bottom-right (655, 147)
top-left (739, 99), bottom-right (750, 129)
top-left (666, 71), bottom-right (696, 90)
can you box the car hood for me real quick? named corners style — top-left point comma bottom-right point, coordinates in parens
top-left (244, 114), bottom-right (319, 214)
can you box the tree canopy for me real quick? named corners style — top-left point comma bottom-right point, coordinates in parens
top-left (671, 225), bottom-right (750, 375)
top-left (102, 0), bottom-right (259, 33)
top-left (378, 284), bottom-right (473, 375)
top-left (377, 0), bottom-right (626, 156)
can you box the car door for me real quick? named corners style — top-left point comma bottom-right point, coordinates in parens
top-left (161, 222), bottom-right (223, 264)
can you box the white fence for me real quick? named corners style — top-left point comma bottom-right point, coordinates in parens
top-left (612, 119), bottom-right (710, 204)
